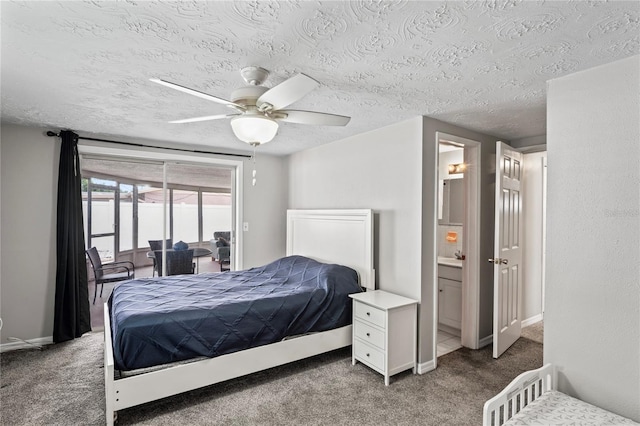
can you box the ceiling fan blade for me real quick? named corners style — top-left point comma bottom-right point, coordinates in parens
top-left (168, 114), bottom-right (240, 124)
top-left (257, 74), bottom-right (320, 111)
top-left (150, 78), bottom-right (242, 109)
top-left (278, 110), bottom-right (351, 126)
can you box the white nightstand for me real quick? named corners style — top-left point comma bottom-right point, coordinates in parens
top-left (349, 290), bottom-right (418, 385)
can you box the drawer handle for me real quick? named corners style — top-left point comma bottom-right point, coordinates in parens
top-left (366, 332), bottom-right (370, 337)
top-left (366, 353), bottom-right (370, 357)
top-left (366, 312), bottom-right (371, 316)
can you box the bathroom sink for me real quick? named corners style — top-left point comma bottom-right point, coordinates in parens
top-left (438, 256), bottom-right (463, 268)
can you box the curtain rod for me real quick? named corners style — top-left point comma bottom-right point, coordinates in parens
top-left (46, 131), bottom-right (252, 159)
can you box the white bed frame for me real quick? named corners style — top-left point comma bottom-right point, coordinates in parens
top-left (104, 209), bottom-right (374, 425)
top-left (483, 363), bottom-right (555, 426)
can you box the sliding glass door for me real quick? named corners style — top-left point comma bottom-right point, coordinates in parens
top-left (166, 163), bottom-right (233, 250)
top-left (81, 157), bottom-right (235, 276)
top-left (136, 182), bottom-right (169, 251)
top-left (119, 183), bottom-right (134, 252)
top-left (83, 178), bottom-right (117, 263)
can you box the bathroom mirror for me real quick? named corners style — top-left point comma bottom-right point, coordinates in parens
top-left (439, 178), bottom-right (464, 225)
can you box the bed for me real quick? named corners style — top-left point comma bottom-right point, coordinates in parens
top-left (483, 364), bottom-right (639, 425)
top-left (104, 209), bottom-right (375, 425)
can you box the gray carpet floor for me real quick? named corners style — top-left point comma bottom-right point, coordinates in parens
top-left (1, 325), bottom-right (543, 425)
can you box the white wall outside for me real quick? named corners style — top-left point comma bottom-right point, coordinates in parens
top-left (545, 55), bottom-right (640, 421)
top-left (85, 201), bottom-right (231, 257)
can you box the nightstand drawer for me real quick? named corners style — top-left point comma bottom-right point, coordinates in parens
top-left (354, 302), bottom-right (386, 328)
top-left (354, 320), bottom-right (385, 350)
top-left (353, 340), bottom-right (385, 372)
top-left (350, 290), bottom-right (418, 386)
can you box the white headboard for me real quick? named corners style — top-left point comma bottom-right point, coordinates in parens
top-left (286, 209), bottom-right (375, 290)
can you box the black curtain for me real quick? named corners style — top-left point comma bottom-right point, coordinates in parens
top-left (53, 130), bottom-right (91, 342)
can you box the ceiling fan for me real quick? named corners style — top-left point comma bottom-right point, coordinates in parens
top-left (150, 66), bottom-right (351, 146)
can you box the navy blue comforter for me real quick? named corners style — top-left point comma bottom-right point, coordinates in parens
top-left (109, 255), bottom-right (362, 371)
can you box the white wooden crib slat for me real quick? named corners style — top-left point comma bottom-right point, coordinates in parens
top-left (483, 364), bottom-right (556, 426)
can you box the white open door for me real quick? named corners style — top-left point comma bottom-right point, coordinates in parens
top-left (492, 141), bottom-right (523, 358)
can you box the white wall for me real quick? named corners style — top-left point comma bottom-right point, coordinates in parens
top-left (438, 148), bottom-right (464, 179)
top-left (289, 117), bottom-right (424, 302)
top-left (437, 224), bottom-right (463, 258)
top-left (241, 152), bottom-right (288, 268)
top-left (522, 151), bottom-right (546, 323)
top-left (289, 116), bottom-right (499, 367)
top-left (545, 55), bottom-right (639, 421)
top-left (0, 123), bottom-right (288, 343)
top-left (1, 124), bottom-right (59, 343)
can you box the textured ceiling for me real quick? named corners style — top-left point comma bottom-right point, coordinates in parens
top-left (2, 1), bottom-right (639, 156)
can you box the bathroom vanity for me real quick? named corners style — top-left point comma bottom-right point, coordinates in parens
top-left (438, 258), bottom-right (462, 332)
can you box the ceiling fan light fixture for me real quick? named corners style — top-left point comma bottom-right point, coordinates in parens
top-left (230, 114), bottom-right (279, 145)
top-left (152, 68), bottom-right (350, 147)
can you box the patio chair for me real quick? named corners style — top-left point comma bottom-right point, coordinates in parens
top-left (148, 239), bottom-right (172, 276)
top-left (210, 231), bottom-right (231, 272)
top-left (86, 247), bottom-right (135, 304)
top-left (153, 249), bottom-right (195, 276)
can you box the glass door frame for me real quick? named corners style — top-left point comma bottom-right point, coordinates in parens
top-left (78, 142), bottom-right (244, 271)
top-left (86, 178), bottom-right (119, 262)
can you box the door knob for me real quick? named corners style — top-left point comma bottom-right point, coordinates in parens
top-left (488, 258), bottom-right (508, 265)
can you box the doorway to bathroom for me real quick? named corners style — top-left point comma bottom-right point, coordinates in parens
top-left (437, 142), bottom-right (465, 356)
top-left (434, 133), bottom-right (482, 359)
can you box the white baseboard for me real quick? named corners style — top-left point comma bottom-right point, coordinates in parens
top-left (522, 314), bottom-right (543, 328)
top-left (417, 359), bottom-right (436, 374)
top-left (0, 336), bottom-right (53, 353)
top-left (437, 323), bottom-right (461, 337)
top-left (478, 334), bottom-right (492, 348)
top-left (475, 315), bottom-right (542, 351)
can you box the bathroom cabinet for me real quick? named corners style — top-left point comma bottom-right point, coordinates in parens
top-left (438, 264), bottom-right (462, 330)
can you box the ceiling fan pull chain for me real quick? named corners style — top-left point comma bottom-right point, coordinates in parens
top-left (251, 144), bottom-right (258, 186)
